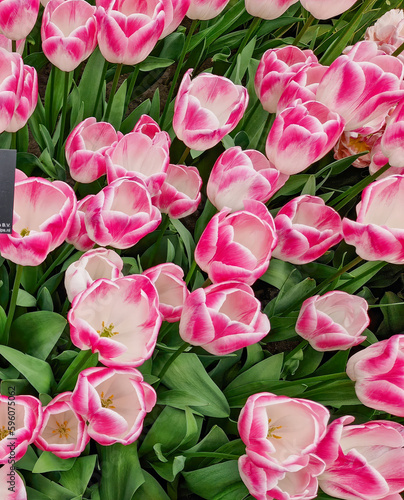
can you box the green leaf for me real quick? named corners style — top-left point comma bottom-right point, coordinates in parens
top-left (266, 277), bottom-right (316, 316)
top-left (157, 390), bottom-right (209, 409)
top-left (108, 79), bottom-right (127, 130)
top-left (260, 259), bottom-right (300, 289)
top-left (98, 443), bottom-right (145, 500)
top-left (0, 346), bottom-right (55, 394)
top-left (28, 473), bottom-right (78, 500)
top-left (169, 218), bottom-right (195, 266)
top-left (32, 452), bottom-right (76, 474)
top-left (150, 88), bottom-right (160, 122)
top-left (59, 455), bottom-right (97, 496)
top-left (16, 289), bottom-right (36, 307)
top-left (139, 57), bottom-right (174, 71)
top-left (302, 379), bottom-right (360, 407)
top-left (9, 311), bottom-right (67, 360)
top-left (151, 455), bottom-right (186, 482)
top-left (338, 261), bottom-right (386, 294)
top-left (37, 287), bottom-right (54, 312)
top-left (56, 350), bottom-right (98, 392)
top-left (195, 199), bottom-right (217, 242)
top-left (315, 152), bottom-right (368, 177)
top-left (26, 487), bottom-right (52, 500)
top-left (377, 292), bottom-right (404, 337)
top-left (17, 445), bottom-right (38, 471)
top-left (301, 175), bottom-right (316, 196)
top-left (132, 470), bottom-right (170, 500)
top-left (78, 48), bottom-right (107, 119)
top-left (120, 99), bottom-right (151, 134)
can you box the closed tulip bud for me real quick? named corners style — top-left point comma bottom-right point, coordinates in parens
top-left (173, 69), bottom-right (249, 151)
top-left (0, 464), bottom-right (27, 499)
top-left (34, 392), bottom-right (90, 459)
top-left (272, 195), bottom-right (343, 264)
top-left (346, 334), bottom-right (404, 417)
top-left (300, 0), bottom-right (358, 20)
top-left (0, 0), bottom-right (39, 40)
top-left (0, 48), bottom-right (24, 134)
top-left (66, 195), bottom-right (96, 252)
top-left (71, 366), bottom-right (157, 446)
top-left (65, 248), bottom-right (124, 302)
top-left (245, 0), bottom-right (298, 20)
top-left (0, 177), bottom-right (77, 267)
top-left (207, 146), bottom-right (287, 212)
top-left (186, 0), bottom-right (230, 20)
top-left (6, 64), bottom-right (38, 133)
top-left (296, 291), bottom-right (369, 351)
top-left (41, 0), bottom-right (97, 72)
top-left (0, 395), bottom-right (43, 463)
top-left (68, 276), bottom-right (161, 368)
top-left (342, 175), bottom-right (404, 264)
top-left (266, 101), bottom-right (345, 175)
top-left (84, 177), bottom-right (161, 249)
top-left (195, 200), bottom-right (277, 285)
top-left (255, 46), bottom-right (318, 114)
top-left (317, 416), bottom-right (404, 500)
top-left (152, 163), bottom-right (202, 219)
top-left (96, 0), bottom-right (165, 65)
top-left (143, 263), bottom-right (189, 322)
top-left (179, 281), bottom-right (270, 355)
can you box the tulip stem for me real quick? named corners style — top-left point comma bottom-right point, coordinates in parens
top-left (11, 40), bottom-right (16, 53)
top-left (284, 340), bottom-right (308, 361)
top-left (178, 146), bottom-right (190, 165)
top-left (57, 71), bottom-right (70, 164)
top-left (296, 371), bottom-right (348, 385)
top-left (93, 59), bottom-right (108, 118)
top-left (160, 19), bottom-right (199, 130)
top-left (33, 243), bottom-right (75, 294)
top-left (293, 14), bottom-right (314, 46)
top-left (225, 17), bottom-right (261, 79)
top-left (3, 264), bottom-right (24, 342)
top-left (156, 341), bottom-right (190, 386)
top-left (147, 214), bottom-right (171, 268)
top-left (185, 260), bottom-right (197, 286)
top-left (104, 63), bottom-right (123, 123)
top-left (124, 65), bottom-right (140, 114)
top-left (368, 302), bottom-right (404, 308)
top-left (393, 41), bottom-right (404, 57)
top-left (257, 113), bottom-right (274, 154)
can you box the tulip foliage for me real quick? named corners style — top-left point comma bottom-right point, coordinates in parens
top-left (1, 1), bottom-right (404, 500)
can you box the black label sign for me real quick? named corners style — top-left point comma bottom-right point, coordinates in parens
top-left (0, 150), bottom-right (16, 234)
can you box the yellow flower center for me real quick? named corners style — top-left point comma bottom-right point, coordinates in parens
top-left (100, 392), bottom-right (115, 409)
top-left (20, 228), bottom-right (30, 237)
top-left (267, 418), bottom-right (282, 440)
top-left (97, 321), bottom-right (119, 338)
top-left (0, 426), bottom-right (10, 440)
top-left (348, 136), bottom-right (369, 154)
top-left (52, 420), bottom-right (71, 440)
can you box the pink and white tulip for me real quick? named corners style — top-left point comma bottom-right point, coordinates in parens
top-left (0, 0), bottom-right (39, 40)
top-left (179, 281), bottom-right (270, 355)
top-left (365, 9), bottom-right (404, 62)
top-left (83, 177), bottom-right (161, 250)
top-left (245, 0), bottom-right (299, 20)
top-left (71, 366), bottom-right (156, 446)
top-left (186, 0), bottom-right (230, 20)
top-left (346, 334), bottom-right (404, 417)
top-left (143, 263), bottom-right (189, 322)
top-left (207, 147), bottom-right (288, 212)
top-left (0, 464), bottom-right (26, 500)
top-left (300, 0), bottom-right (358, 20)
top-left (68, 276), bottom-right (161, 368)
top-left (0, 35), bottom-right (24, 54)
top-left (0, 395), bottom-right (42, 463)
top-left (65, 248), bottom-right (124, 302)
top-left (272, 195), bottom-right (343, 264)
top-left (334, 129), bottom-right (385, 169)
top-left (295, 291), bottom-right (369, 351)
top-left (106, 115), bottom-right (170, 195)
top-left (317, 416), bottom-right (404, 500)
top-left (342, 175), bottom-right (404, 264)
top-left (34, 392), bottom-right (90, 459)
top-left (152, 163), bottom-right (202, 219)
top-left (255, 46), bottom-right (318, 114)
top-left (96, 0), bottom-right (165, 65)
top-left (173, 69), bottom-right (249, 151)
top-left (41, 0), bottom-right (97, 72)
top-left (380, 98), bottom-right (404, 168)
top-left (266, 101), bottom-right (345, 175)
top-left (6, 64), bottom-right (37, 133)
top-left (195, 200), bottom-right (277, 285)
top-left (160, 0), bottom-right (190, 38)
top-left (66, 195), bottom-right (96, 252)
top-left (66, 118), bottom-right (122, 184)
top-left (0, 177), bottom-right (77, 267)
top-left (0, 48), bottom-right (24, 134)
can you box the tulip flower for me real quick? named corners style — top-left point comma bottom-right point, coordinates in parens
top-left (0, 177), bottom-right (77, 267)
top-left (0, 464), bottom-right (27, 500)
top-left (0, 395), bottom-right (43, 463)
top-left (0, 48), bottom-right (24, 134)
top-left (342, 175), bottom-right (404, 264)
top-left (186, 0), bottom-right (230, 20)
top-left (71, 366), bottom-right (157, 446)
top-left (272, 195), bottom-right (343, 264)
top-left (106, 115), bottom-right (170, 195)
top-left (195, 200), bottom-right (277, 285)
top-left (245, 0), bottom-right (299, 20)
top-left (41, 0), bottom-right (97, 72)
top-left (0, 35), bottom-right (24, 54)
top-left (6, 64), bottom-right (38, 133)
top-left (179, 281), bottom-right (270, 355)
top-left (65, 248), bottom-right (124, 302)
top-left (316, 42), bottom-right (404, 134)
top-left (160, 0), bottom-right (191, 38)
top-left (66, 195), bottom-right (96, 252)
top-left (96, 0), bottom-right (165, 65)
top-left (152, 163), bottom-right (202, 219)
top-left (255, 46), bottom-right (318, 114)
top-left (380, 99), bottom-right (404, 169)
top-left (34, 392), bottom-right (90, 459)
top-left (83, 177), bottom-right (161, 250)
top-left (365, 9), bottom-right (404, 61)
top-left (143, 263), bottom-right (189, 322)
top-left (296, 291), bottom-right (369, 351)
top-left (346, 334), bottom-right (404, 417)
top-left (173, 69), bottom-right (249, 151)
top-left (334, 129), bottom-right (384, 169)
top-left (207, 147), bottom-right (288, 212)
top-left (68, 276), bottom-right (161, 368)
top-left (300, 0), bottom-right (358, 20)
top-left (66, 118), bottom-right (122, 184)
top-left (0, 0), bottom-right (40, 40)
top-left (317, 416), bottom-right (404, 500)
